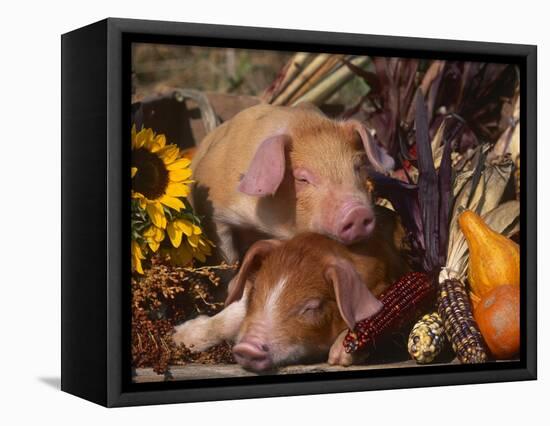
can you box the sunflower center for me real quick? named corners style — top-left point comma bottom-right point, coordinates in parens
top-left (132, 148), bottom-right (169, 200)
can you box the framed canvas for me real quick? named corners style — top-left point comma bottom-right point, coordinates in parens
top-left (61, 18), bottom-right (537, 407)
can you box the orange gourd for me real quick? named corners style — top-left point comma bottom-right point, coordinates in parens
top-left (458, 210), bottom-right (519, 298)
top-left (474, 285), bottom-right (520, 359)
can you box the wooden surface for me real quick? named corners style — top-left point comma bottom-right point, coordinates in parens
top-left (133, 359), bottom-right (459, 383)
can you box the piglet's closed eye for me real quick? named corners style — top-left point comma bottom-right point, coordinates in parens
top-left (237, 134), bottom-right (291, 197)
top-left (325, 258), bottom-right (383, 330)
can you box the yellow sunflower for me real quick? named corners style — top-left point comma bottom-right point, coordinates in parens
top-left (131, 126), bottom-right (193, 229)
top-left (131, 240), bottom-right (146, 274)
top-left (190, 234), bottom-right (215, 263)
top-left (164, 218), bottom-right (214, 266)
top-left (143, 224), bottom-right (165, 252)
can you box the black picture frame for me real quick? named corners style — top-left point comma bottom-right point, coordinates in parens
top-left (61, 17), bottom-right (537, 407)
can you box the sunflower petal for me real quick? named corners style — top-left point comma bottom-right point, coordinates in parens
top-left (131, 167), bottom-right (138, 178)
top-left (143, 226), bottom-right (155, 238)
top-left (143, 133), bottom-right (155, 150)
top-left (192, 224), bottom-right (202, 235)
top-left (159, 195), bottom-right (185, 211)
top-left (135, 128), bottom-right (153, 150)
top-left (188, 234), bottom-right (200, 248)
top-left (193, 251), bottom-right (206, 263)
top-left (148, 240), bottom-right (160, 252)
top-left (197, 238), bottom-right (213, 255)
top-left (167, 222), bottom-right (183, 248)
top-left (131, 240), bottom-right (146, 274)
top-left (154, 227), bottom-right (165, 242)
top-left (196, 247), bottom-right (211, 259)
top-left (166, 182), bottom-right (190, 198)
top-left (132, 240), bottom-right (145, 259)
top-left (149, 134), bottom-right (167, 152)
top-left (175, 219), bottom-right (194, 236)
top-left (197, 238), bottom-right (208, 249)
top-left (172, 244), bottom-right (193, 267)
top-left (157, 145), bottom-right (179, 164)
top-left (146, 202), bottom-right (167, 229)
top-left (166, 157), bottom-right (191, 170)
top-left (133, 257), bottom-right (144, 274)
top-left (143, 225), bottom-right (165, 243)
top-left (169, 168), bottom-right (193, 182)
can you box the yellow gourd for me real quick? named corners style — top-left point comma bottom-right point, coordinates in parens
top-left (458, 210), bottom-right (520, 297)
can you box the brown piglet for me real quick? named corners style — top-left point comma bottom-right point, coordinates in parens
top-left (173, 210), bottom-right (407, 372)
top-left (190, 104), bottom-right (394, 263)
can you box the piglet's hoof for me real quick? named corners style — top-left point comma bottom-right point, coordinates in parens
top-left (172, 315), bottom-right (218, 353)
top-left (327, 331), bottom-right (354, 366)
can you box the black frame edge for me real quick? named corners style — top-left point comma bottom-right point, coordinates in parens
top-left (106, 18), bottom-right (125, 408)
top-left (109, 367), bottom-right (535, 407)
top-left (64, 17), bottom-right (537, 407)
top-left (61, 19), bottom-right (109, 407)
top-left (106, 17), bottom-right (536, 57)
top-left (524, 44), bottom-right (537, 380)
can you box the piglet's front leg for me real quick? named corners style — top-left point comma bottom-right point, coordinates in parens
top-left (172, 293), bottom-right (247, 352)
top-left (213, 221), bottom-right (240, 264)
top-left (327, 330), bottom-right (368, 367)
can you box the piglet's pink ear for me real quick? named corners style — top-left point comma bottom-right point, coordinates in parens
top-left (225, 239), bottom-right (282, 306)
top-left (348, 121), bottom-right (394, 173)
top-left (237, 134), bottom-right (290, 196)
top-left (325, 258), bottom-right (383, 330)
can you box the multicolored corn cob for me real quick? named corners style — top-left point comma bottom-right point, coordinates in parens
top-left (408, 312), bottom-right (446, 364)
top-left (343, 271), bottom-right (435, 354)
top-left (437, 278), bottom-right (488, 364)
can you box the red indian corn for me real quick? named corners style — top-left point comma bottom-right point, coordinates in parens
top-left (344, 271), bottom-right (435, 353)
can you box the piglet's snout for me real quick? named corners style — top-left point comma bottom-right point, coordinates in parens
top-left (337, 203), bottom-right (375, 244)
top-left (233, 338), bottom-right (273, 372)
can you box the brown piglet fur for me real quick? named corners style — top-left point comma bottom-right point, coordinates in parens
top-left (173, 207), bottom-right (407, 372)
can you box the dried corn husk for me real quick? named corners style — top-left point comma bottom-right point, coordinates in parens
top-left (292, 56), bottom-right (369, 106)
top-left (446, 153), bottom-right (514, 272)
top-left (287, 55), bottom-right (344, 104)
top-left (490, 94), bottom-right (520, 163)
top-left (431, 120), bottom-right (447, 169)
top-left (405, 60), bottom-right (446, 125)
top-left (272, 54), bottom-right (332, 105)
top-left (263, 52), bottom-right (312, 103)
top-left (489, 94), bottom-right (520, 200)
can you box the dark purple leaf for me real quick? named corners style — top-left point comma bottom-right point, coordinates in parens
top-left (368, 110), bottom-right (396, 151)
top-left (432, 62), bottom-right (518, 145)
top-left (341, 93), bottom-right (370, 120)
top-left (438, 129), bottom-right (453, 266)
top-left (396, 59), bottom-right (419, 116)
top-left (342, 58), bottom-right (381, 94)
top-left (415, 89), bottom-right (440, 273)
top-left (369, 171), bottom-right (424, 254)
top-left (468, 150), bottom-right (487, 214)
